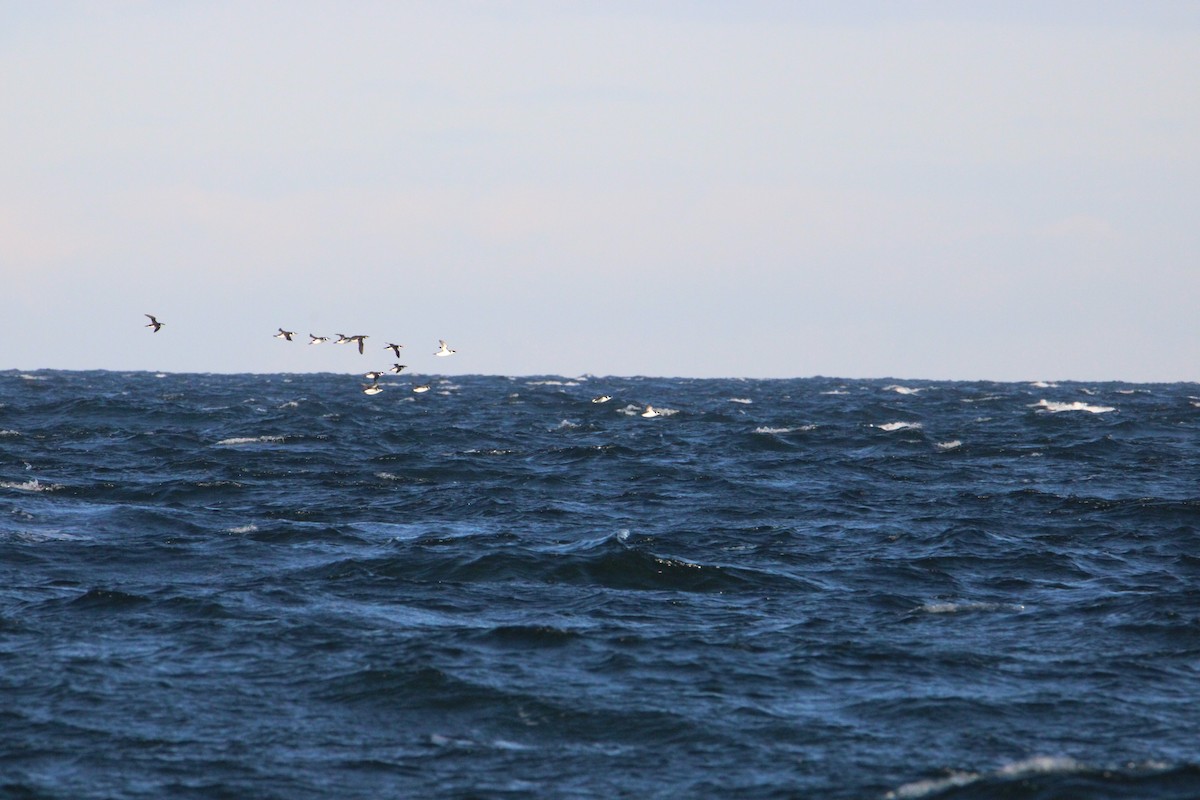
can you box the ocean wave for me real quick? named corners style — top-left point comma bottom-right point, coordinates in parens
top-left (884, 385), bottom-right (922, 395)
top-left (0, 478), bottom-right (60, 492)
top-left (934, 440), bottom-right (962, 451)
top-left (214, 435), bottom-right (289, 446)
top-left (1032, 399), bottom-right (1116, 414)
top-left (875, 421), bottom-right (923, 432)
top-left (914, 600), bottom-right (1024, 614)
top-left (754, 425), bottom-right (816, 435)
top-left (886, 757), bottom-right (1195, 800)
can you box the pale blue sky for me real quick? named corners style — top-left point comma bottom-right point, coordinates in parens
top-left (3, 2), bottom-right (1198, 380)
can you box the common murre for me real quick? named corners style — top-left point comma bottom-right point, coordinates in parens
top-left (275, 328), bottom-right (295, 341)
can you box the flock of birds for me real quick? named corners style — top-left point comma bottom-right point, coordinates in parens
top-left (142, 314), bottom-right (658, 413)
top-left (143, 313), bottom-right (456, 396)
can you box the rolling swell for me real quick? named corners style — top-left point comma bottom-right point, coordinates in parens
top-left (2, 371), bottom-right (1200, 798)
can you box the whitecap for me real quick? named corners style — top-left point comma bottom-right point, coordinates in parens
top-left (884, 385), bottom-right (921, 395)
top-left (887, 756), bottom-right (1085, 800)
top-left (554, 419), bottom-right (579, 430)
top-left (1032, 400), bottom-right (1115, 414)
top-left (934, 440), bottom-right (962, 451)
top-left (18, 374), bottom-right (46, 381)
top-left (917, 601), bottom-right (1024, 614)
top-left (1030, 380), bottom-right (1059, 388)
top-left (754, 425), bottom-right (816, 434)
top-left (277, 400), bottom-right (300, 409)
top-left (0, 478), bottom-right (60, 492)
top-left (214, 435), bottom-right (287, 446)
top-left (886, 771), bottom-right (979, 799)
top-left (729, 398), bottom-right (753, 404)
top-left (0, 429), bottom-right (21, 437)
top-left (875, 421), bottom-right (922, 432)
top-left (996, 756), bottom-right (1083, 777)
top-left (226, 524), bottom-right (259, 534)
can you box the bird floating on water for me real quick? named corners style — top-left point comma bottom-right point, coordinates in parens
top-left (434, 340), bottom-right (456, 357)
top-left (275, 328), bottom-right (295, 341)
top-left (592, 395), bottom-right (612, 404)
top-left (144, 314), bottom-right (163, 333)
top-left (362, 383), bottom-right (383, 395)
top-left (413, 384), bottom-right (431, 393)
top-left (641, 405), bottom-right (661, 418)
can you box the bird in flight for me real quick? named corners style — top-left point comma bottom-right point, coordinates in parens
top-left (434, 340), bottom-right (456, 357)
top-left (384, 342), bottom-right (404, 358)
top-left (144, 314), bottom-right (164, 332)
top-left (275, 328), bottom-right (295, 341)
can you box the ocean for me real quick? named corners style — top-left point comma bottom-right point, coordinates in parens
top-left (2, 370), bottom-right (1199, 799)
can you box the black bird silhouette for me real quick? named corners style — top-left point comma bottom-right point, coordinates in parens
top-left (144, 314), bottom-right (164, 332)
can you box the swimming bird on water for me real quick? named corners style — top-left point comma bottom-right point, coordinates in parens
top-left (309, 334), bottom-right (329, 345)
top-left (362, 383), bottom-right (383, 395)
top-left (275, 328), bottom-right (295, 341)
top-left (384, 343), bottom-right (404, 358)
top-left (144, 314), bottom-right (163, 332)
top-left (641, 405), bottom-right (661, 418)
top-left (412, 384), bottom-right (431, 393)
top-left (592, 395), bottom-right (612, 404)
top-left (434, 340), bottom-right (456, 357)
top-left (347, 334), bottom-right (368, 354)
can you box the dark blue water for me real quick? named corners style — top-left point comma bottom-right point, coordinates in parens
top-left (3, 370), bottom-right (1199, 799)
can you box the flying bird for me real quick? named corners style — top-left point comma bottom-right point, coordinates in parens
top-left (390, 363), bottom-right (407, 374)
top-left (364, 371), bottom-right (385, 381)
top-left (144, 314), bottom-right (163, 332)
top-left (434, 340), bottom-right (456, 357)
top-left (275, 328), bottom-right (295, 341)
top-left (384, 343), bottom-right (404, 357)
top-left (347, 334), bottom-right (368, 354)
top-left (309, 334), bottom-right (329, 345)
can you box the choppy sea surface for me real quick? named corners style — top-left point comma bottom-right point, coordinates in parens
top-left (3, 370), bottom-right (1199, 799)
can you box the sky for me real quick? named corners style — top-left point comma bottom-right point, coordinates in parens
top-left (2, 1), bottom-right (1198, 381)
